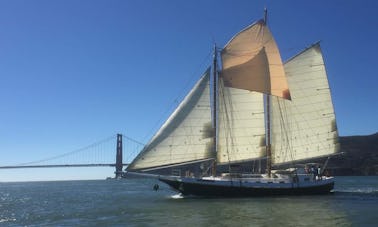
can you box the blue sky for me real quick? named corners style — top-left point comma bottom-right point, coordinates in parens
top-left (1, 0), bottom-right (377, 181)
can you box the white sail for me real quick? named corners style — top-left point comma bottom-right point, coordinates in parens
top-left (217, 81), bottom-right (266, 164)
top-left (271, 43), bottom-right (339, 165)
top-left (127, 69), bottom-right (213, 170)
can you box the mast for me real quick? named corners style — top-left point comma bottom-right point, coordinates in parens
top-left (212, 44), bottom-right (218, 176)
top-left (266, 95), bottom-right (272, 177)
top-left (264, 8), bottom-right (272, 177)
top-left (264, 8), bottom-right (268, 25)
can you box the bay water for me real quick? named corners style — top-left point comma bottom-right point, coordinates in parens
top-left (1, 176), bottom-right (377, 226)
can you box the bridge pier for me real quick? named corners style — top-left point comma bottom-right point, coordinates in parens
top-left (115, 134), bottom-right (123, 178)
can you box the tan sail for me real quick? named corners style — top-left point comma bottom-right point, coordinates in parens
top-left (217, 81), bottom-right (266, 164)
top-left (220, 20), bottom-right (290, 99)
top-left (271, 44), bottom-right (339, 165)
top-left (127, 69), bottom-right (213, 170)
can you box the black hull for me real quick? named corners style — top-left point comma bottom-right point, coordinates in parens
top-left (159, 177), bottom-right (334, 197)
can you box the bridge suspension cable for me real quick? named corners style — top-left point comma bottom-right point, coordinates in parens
top-left (0, 134), bottom-right (144, 172)
top-left (17, 135), bottom-right (117, 166)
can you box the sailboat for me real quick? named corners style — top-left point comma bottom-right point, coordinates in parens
top-left (126, 11), bottom-right (340, 197)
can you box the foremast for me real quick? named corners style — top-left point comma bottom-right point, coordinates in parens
top-left (211, 44), bottom-right (218, 177)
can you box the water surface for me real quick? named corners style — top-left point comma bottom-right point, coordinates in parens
top-left (1, 176), bottom-right (377, 226)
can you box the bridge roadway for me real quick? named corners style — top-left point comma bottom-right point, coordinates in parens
top-left (0, 164), bottom-right (129, 169)
top-left (0, 134), bottom-right (134, 177)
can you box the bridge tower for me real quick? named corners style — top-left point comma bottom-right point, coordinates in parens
top-left (115, 134), bottom-right (123, 178)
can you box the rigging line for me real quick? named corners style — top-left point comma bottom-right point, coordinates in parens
top-left (218, 81), bottom-right (238, 172)
top-left (277, 97), bottom-right (296, 165)
top-left (123, 140), bottom-right (144, 157)
top-left (272, 97), bottom-right (289, 165)
top-left (202, 162), bottom-right (213, 177)
top-left (142, 49), bottom-right (213, 143)
top-left (287, 84), bottom-right (335, 153)
top-left (287, 98), bottom-right (307, 164)
top-left (275, 92), bottom-right (333, 164)
top-left (122, 135), bottom-right (145, 146)
top-left (276, 84), bottom-right (318, 156)
top-left (17, 134), bottom-right (117, 166)
top-left (276, 98), bottom-right (288, 163)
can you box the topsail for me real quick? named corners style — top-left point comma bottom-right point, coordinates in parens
top-left (220, 20), bottom-right (291, 100)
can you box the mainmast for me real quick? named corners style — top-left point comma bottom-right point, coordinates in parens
top-left (212, 44), bottom-right (218, 176)
top-left (266, 94), bottom-right (272, 177)
top-left (264, 8), bottom-right (272, 177)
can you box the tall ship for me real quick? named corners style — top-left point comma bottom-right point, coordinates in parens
top-left (126, 11), bottom-right (340, 197)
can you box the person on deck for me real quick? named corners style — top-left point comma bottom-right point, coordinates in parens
top-left (311, 166), bottom-right (316, 180)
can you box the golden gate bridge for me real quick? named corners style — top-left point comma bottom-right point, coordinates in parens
top-left (0, 134), bottom-right (144, 178)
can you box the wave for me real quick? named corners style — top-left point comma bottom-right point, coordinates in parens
top-left (0, 218), bottom-right (17, 223)
top-left (333, 188), bottom-right (378, 198)
top-left (335, 187), bottom-right (378, 193)
top-left (170, 193), bottom-right (184, 199)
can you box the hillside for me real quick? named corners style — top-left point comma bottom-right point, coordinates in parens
top-left (328, 133), bottom-right (378, 175)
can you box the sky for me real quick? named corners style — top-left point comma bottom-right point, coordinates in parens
top-left (1, 0), bottom-right (377, 182)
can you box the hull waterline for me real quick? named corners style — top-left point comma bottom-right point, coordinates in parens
top-left (159, 176), bottom-right (334, 197)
